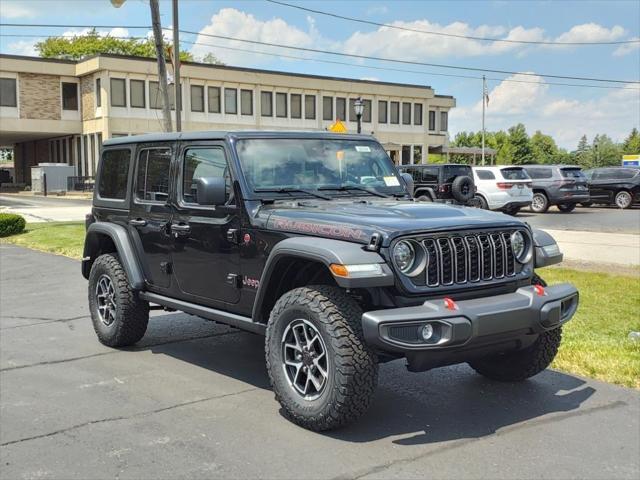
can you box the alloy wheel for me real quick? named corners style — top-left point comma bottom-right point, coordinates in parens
top-left (615, 191), bottom-right (631, 209)
top-left (281, 319), bottom-right (329, 400)
top-left (95, 274), bottom-right (117, 326)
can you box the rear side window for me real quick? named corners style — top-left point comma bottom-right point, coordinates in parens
top-left (182, 147), bottom-right (231, 205)
top-left (611, 168), bottom-right (639, 179)
top-left (500, 168), bottom-right (528, 180)
top-left (421, 167), bottom-right (438, 182)
top-left (475, 169), bottom-right (495, 180)
top-left (98, 149), bottom-right (130, 200)
top-left (560, 168), bottom-right (585, 179)
top-left (136, 148), bottom-right (171, 203)
top-left (526, 168), bottom-right (553, 179)
top-left (442, 165), bottom-right (471, 183)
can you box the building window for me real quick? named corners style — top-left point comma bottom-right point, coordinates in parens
top-left (190, 85), bottom-right (204, 112)
top-left (414, 104), bottom-right (423, 126)
top-left (322, 96), bottom-right (333, 121)
top-left (208, 86), bottom-right (221, 113)
top-left (110, 78), bottom-right (126, 107)
top-left (130, 79), bottom-right (145, 108)
top-left (413, 145), bottom-right (423, 164)
top-left (62, 82), bottom-right (78, 110)
top-left (348, 99), bottom-right (357, 122)
top-left (95, 78), bottom-right (101, 108)
top-left (428, 110), bottom-right (436, 130)
top-left (363, 99), bottom-right (372, 123)
top-left (135, 149), bottom-right (171, 203)
top-left (241, 89), bottom-right (253, 115)
top-left (276, 92), bottom-right (287, 118)
top-left (0, 78), bottom-right (17, 107)
top-left (378, 100), bottom-right (387, 123)
top-left (224, 88), bottom-right (237, 114)
top-left (304, 95), bottom-right (316, 119)
top-left (402, 102), bottom-right (411, 125)
top-left (98, 149), bottom-right (130, 200)
top-left (290, 94), bottom-right (301, 119)
top-left (401, 145), bottom-right (411, 165)
top-left (149, 81), bottom-right (168, 109)
top-left (440, 111), bottom-right (448, 131)
top-left (390, 101), bottom-right (399, 124)
top-left (261, 91), bottom-right (273, 117)
top-left (336, 97), bottom-right (346, 121)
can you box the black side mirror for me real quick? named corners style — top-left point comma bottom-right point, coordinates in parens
top-left (400, 172), bottom-right (414, 197)
top-left (196, 177), bottom-right (227, 206)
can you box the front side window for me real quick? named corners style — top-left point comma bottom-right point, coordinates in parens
top-left (241, 89), bottom-right (253, 115)
top-left (276, 92), bottom-right (287, 118)
top-left (261, 91), bottom-right (273, 117)
top-left (136, 149), bottom-right (171, 203)
top-left (98, 149), bottom-right (130, 200)
top-left (378, 100), bottom-right (387, 123)
top-left (208, 86), bottom-right (221, 113)
top-left (236, 138), bottom-right (406, 197)
top-left (305, 95), bottom-right (316, 119)
top-left (110, 78), bottom-right (126, 107)
top-left (291, 94), bottom-right (301, 118)
top-left (336, 97), bottom-right (346, 121)
top-left (402, 102), bottom-right (411, 125)
top-left (414, 104), bottom-right (423, 125)
top-left (428, 110), bottom-right (436, 130)
top-left (182, 147), bottom-right (230, 205)
top-left (322, 96), bottom-right (333, 121)
top-left (224, 88), bottom-right (237, 114)
top-left (390, 102), bottom-right (399, 124)
top-left (190, 85), bottom-right (204, 112)
top-left (62, 82), bottom-right (78, 110)
top-left (130, 79), bottom-right (145, 108)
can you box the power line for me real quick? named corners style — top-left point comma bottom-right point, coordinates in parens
top-left (2, 33), bottom-right (638, 91)
top-left (0, 23), bottom-right (151, 29)
top-left (266, 0), bottom-right (640, 46)
top-left (2, 23), bottom-right (638, 84)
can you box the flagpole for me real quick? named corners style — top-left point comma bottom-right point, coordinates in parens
top-left (481, 75), bottom-right (486, 166)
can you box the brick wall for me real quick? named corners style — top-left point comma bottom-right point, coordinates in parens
top-left (80, 76), bottom-right (94, 121)
top-left (19, 73), bottom-right (61, 120)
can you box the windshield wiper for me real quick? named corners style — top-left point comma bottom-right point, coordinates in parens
top-left (319, 185), bottom-right (390, 198)
top-left (254, 187), bottom-right (332, 201)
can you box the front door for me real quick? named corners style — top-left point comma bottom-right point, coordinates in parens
top-left (170, 143), bottom-right (241, 306)
top-left (128, 145), bottom-right (174, 289)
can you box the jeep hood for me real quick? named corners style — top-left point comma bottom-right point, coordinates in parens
top-left (257, 200), bottom-right (525, 245)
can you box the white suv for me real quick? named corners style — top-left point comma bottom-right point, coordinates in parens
top-left (472, 166), bottom-right (533, 215)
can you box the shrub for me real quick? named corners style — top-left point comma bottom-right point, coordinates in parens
top-left (0, 213), bottom-right (26, 237)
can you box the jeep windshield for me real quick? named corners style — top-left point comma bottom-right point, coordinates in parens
top-left (235, 138), bottom-right (406, 198)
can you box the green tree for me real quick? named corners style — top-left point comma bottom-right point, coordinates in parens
top-left (530, 130), bottom-right (558, 164)
top-left (202, 52), bottom-right (224, 65)
top-left (35, 29), bottom-right (196, 62)
top-left (592, 134), bottom-right (621, 167)
top-left (507, 123), bottom-right (532, 164)
top-left (622, 128), bottom-right (640, 154)
top-left (574, 135), bottom-right (591, 167)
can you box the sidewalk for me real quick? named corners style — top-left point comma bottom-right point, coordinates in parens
top-left (543, 228), bottom-right (640, 267)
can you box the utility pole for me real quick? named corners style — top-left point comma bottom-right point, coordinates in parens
top-left (172, 0), bottom-right (181, 131)
top-left (150, 0), bottom-right (172, 132)
top-left (481, 75), bottom-right (486, 166)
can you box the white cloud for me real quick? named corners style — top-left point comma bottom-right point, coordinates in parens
top-left (613, 37), bottom-right (640, 57)
top-left (450, 74), bottom-right (640, 149)
top-left (0, 2), bottom-right (36, 18)
top-left (553, 23), bottom-right (626, 44)
top-left (4, 40), bottom-right (38, 56)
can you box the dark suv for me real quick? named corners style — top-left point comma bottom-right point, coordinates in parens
top-left (82, 131), bottom-right (578, 431)
top-left (398, 163), bottom-right (476, 206)
top-left (582, 167), bottom-right (640, 209)
top-left (522, 165), bottom-right (590, 213)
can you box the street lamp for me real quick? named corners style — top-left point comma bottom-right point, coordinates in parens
top-left (354, 97), bottom-right (364, 134)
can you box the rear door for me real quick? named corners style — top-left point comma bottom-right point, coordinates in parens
top-left (589, 169), bottom-right (612, 202)
top-left (559, 167), bottom-right (589, 197)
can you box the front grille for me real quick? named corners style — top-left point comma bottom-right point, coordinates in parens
top-left (417, 230), bottom-right (518, 287)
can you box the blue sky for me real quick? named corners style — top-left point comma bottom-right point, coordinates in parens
top-left (1, 0), bottom-right (639, 149)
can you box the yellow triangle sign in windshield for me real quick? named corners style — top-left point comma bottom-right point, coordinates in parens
top-left (328, 120), bottom-right (348, 133)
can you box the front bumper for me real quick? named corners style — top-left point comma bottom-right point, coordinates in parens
top-left (362, 283), bottom-right (578, 370)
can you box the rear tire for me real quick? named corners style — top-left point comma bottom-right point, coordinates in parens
top-left (557, 203), bottom-right (576, 213)
top-left (530, 192), bottom-right (549, 213)
top-left (476, 195), bottom-right (489, 210)
top-left (580, 202), bottom-right (592, 208)
top-left (504, 206), bottom-right (521, 216)
top-left (416, 195), bottom-right (432, 202)
top-left (265, 286), bottom-right (378, 431)
top-left (615, 191), bottom-right (632, 209)
top-left (88, 254), bottom-right (149, 347)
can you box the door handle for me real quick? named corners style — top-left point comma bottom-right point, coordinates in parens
top-left (129, 218), bottom-right (147, 227)
top-left (171, 223), bottom-right (191, 234)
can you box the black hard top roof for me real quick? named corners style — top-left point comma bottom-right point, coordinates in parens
top-left (399, 163), bottom-right (471, 168)
top-left (523, 164), bottom-right (582, 169)
top-left (103, 130), bottom-right (377, 146)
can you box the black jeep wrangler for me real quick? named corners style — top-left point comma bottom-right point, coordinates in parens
top-left (82, 131), bottom-right (578, 431)
top-left (398, 163), bottom-right (477, 206)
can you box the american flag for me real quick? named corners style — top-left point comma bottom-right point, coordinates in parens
top-left (483, 80), bottom-right (490, 107)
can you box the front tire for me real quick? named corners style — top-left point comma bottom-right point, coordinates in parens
top-left (531, 192), bottom-right (549, 213)
top-left (615, 191), bottom-right (632, 209)
top-left (88, 254), bottom-right (149, 347)
top-left (557, 203), bottom-right (576, 213)
top-left (265, 286), bottom-right (378, 431)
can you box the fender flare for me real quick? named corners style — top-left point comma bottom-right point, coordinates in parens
top-left (414, 187), bottom-right (435, 199)
top-left (531, 228), bottom-right (563, 268)
top-left (83, 222), bottom-right (145, 289)
top-left (251, 236), bottom-right (394, 322)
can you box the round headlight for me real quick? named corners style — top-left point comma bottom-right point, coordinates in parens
top-left (510, 230), bottom-right (531, 263)
top-left (393, 240), bottom-right (415, 273)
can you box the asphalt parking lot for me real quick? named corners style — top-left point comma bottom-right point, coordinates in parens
top-left (1, 244), bottom-right (639, 479)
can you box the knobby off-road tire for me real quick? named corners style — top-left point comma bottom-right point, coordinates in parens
top-left (88, 253), bottom-right (149, 347)
top-left (468, 273), bottom-right (562, 382)
top-left (476, 195), bottom-right (489, 210)
top-left (265, 285), bottom-right (378, 431)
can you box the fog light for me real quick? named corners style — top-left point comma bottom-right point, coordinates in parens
top-left (420, 324), bottom-right (434, 341)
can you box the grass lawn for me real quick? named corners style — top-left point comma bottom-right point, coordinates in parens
top-left (2, 222), bottom-right (639, 388)
top-left (1, 221), bottom-right (85, 259)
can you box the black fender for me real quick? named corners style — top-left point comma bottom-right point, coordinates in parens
top-left (532, 228), bottom-right (563, 268)
top-left (414, 187), bottom-right (435, 199)
top-left (251, 236), bottom-right (394, 322)
top-left (82, 222), bottom-right (145, 289)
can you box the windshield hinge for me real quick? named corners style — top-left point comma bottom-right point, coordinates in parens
top-left (366, 232), bottom-right (382, 252)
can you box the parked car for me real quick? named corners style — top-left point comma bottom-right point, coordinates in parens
top-left (581, 167), bottom-right (640, 209)
top-left (521, 165), bottom-right (590, 213)
top-left (472, 166), bottom-right (533, 215)
top-left (82, 131), bottom-right (578, 431)
top-left (398, 163), bottom-right (476, 206)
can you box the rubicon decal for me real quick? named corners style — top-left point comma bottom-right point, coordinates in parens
top-left (271, 217), bottom-right (365, 241)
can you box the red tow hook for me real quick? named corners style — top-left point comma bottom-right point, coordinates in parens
top-left (533, 284), bottom-right (546, 296)
top-left (443, 297), bottom-right (458, 311)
